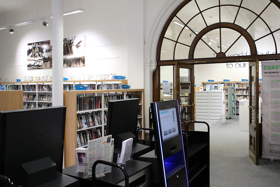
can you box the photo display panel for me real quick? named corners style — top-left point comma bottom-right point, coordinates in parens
top-left (159, 108), bottom-right (179, 142)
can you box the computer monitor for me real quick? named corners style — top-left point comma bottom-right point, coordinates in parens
top-left (106, 98), bottom-right (140, 150)
top-left (151, 100), bottom-right (189, 187)
top-left (0, 106), bottom-right (66, 186)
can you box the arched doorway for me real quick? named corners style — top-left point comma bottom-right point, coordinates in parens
top-left (153, 0), bottom-right (280, 165)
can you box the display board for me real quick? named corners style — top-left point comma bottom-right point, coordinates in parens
top-left (262, 61), bottom-right (280, 159)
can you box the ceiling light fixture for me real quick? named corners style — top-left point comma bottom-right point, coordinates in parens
top-left (0, 27), bottom-right (6, 31)
top-left (63, 8), bottom-right (85, 16)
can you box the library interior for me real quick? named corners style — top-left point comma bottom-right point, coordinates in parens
top-left (1, 0), bottom-right (280, 186)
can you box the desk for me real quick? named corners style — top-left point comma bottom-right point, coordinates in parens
top-left (63, 160), bottom-right (152, 187)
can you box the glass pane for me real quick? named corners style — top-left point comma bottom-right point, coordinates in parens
top-left (235, 8), bottom-right (257, 29)
top-left (161, 39), bottom-right (175, 60)
top-left (194, 40), bottom-right (216, 58)
top-left (165, 17), bottom-right (185, 42)
top-left (242, 0), bottom-right (270, 15)
top-left (221, 6), bottom-right (239, 23)
top-left (160, 66), bottom-right (174, 101)
top-left (255, 34), bottom-right (276, 55)
top-left (261, 3), bottom-right (280, 32)
top-left (202, 7), bottom-right (219, 26)
top-left (179, 68), bottom-right (191, 120)
top-left (247, 18), bottom-right (270, 40)
top-left (187, 14), bottom-right (207, 34)
top-left (175, 43), bottom-right (190, 60)
top-left (178, 28), bottom-right (195, 46)
top-left (221, 28), bottom-right (241, 53)
top-left (226, 36), bottom-right (250, 56)
top-left (177, 0), bottom-right (200, 24)
top-left (250, 65), bottom-right (256, 124)
top-left (203, 29), bottom-right (220, 53)
top-left (196, 0), bottom-right (218, 11)
top-left (273, 31), bottom-right (280, 54)
top-left (220, 0), bottom-right (241, 6)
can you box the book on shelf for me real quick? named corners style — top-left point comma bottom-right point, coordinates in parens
top-left (77, 95), bottom-right (102, 111)
top-left (77, 128), bottom-right (102, 148)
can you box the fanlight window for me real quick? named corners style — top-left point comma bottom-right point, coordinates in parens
top-left (160, 0), bottom-right (280, 60)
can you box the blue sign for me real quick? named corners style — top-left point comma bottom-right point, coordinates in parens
top-left (208, 80), bottom-right (214, 82)
top-left (259, 79), bottom-right (262, 81)
top-left (223, 79), bottom-right (230, 82)
top-left (241, 79), bottom-right (248, 81)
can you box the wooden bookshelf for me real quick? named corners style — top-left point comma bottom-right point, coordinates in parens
top-left (0, 79), bottom-right (128, 109)
top-left (0, 90), bottom-right (23, 111)
top-left (64, 89), bottom-right (144, 167)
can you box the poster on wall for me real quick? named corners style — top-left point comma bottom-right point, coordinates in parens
top-left (262, 61), bottom-right (280, 159)
top-left (63, 35), bottom-right (86, 68)
top-left (27, 40), bottom-right (52, 70)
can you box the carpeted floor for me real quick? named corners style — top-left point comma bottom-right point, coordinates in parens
top-left (200, 116), bottom-right (280, 187)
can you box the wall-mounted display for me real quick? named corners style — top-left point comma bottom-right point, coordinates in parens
top-left (27, 40), bottom-right (52, 70)
top-left (63, 35), bottom-right (86, 68)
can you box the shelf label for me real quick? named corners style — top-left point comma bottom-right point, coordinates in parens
top-left (208, 80), bottom-right (214, 82)
top-left (241, 79), bottom-right (248, 81)
top-left (223, 79), bottom-right (230, 82)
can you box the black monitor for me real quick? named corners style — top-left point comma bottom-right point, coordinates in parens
top-left (151, 100), bottom-right (188, 187)
top-left (0, 106), bottom-right (66, 186)
top-left (106, 98), bottom-right (140, 150)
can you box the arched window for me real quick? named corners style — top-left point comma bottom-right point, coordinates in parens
top-left (158, 0), bottom-right (280, 61)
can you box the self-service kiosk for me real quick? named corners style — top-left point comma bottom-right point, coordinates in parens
top-left (150, 100), bottom-right (189, 187)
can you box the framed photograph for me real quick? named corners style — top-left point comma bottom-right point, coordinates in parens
top-left (63, 35), bottom-right (86, 68)
top-left (27, 40), bottom-right (52, 70)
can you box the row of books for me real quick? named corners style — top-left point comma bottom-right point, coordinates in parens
top-left (38, 95), bottom-right (52, 101)
top-left (63, 83), bottom-right (122, 91)
top-left (77, 112), bottom-right (107, 129)
top-left (23, 94), bottom-right (36, 101)
top-left (77, 129), bottom-right (102, 147)
top-left (22, 85), bottom-right (36, 91)
top-left (6, 85), bottom-right (21, 90)
top-left (38, 85), bottom-right (52, 91)
top-left (77, 95), bottom-right (102, 111)
top-left (63, 84), bottom-right (74, 91)
top-left (38, 103), bottom-right (52, 108)
top-left (23, 103), bottom-right (36, 109)
top-left (236, 90), bottom-right (248, 95)
top-left (235, 83), bottom-right (248, 88)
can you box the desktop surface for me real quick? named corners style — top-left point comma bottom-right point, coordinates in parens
top-left (63, 160), bottom-right (151, 186)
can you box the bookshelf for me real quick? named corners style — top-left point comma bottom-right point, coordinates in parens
top-left (225, 86), bottom-right (235, 118)
top-left (235, 82), bottom-right (249, 115)
top-left (0, 79), bottom-right (128, 109)
top-left (0, 90), bottom-right (23, 111)
top-left (63, 89), bottom-right (144, 167)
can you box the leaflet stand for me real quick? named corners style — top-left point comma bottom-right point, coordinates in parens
top-left (150, 100), bottom-right (189, 187)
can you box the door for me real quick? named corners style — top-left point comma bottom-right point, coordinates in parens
top-left (175, 63), bottom-right (195, 130)
top-left (249, 61), bottom-right (260, 165)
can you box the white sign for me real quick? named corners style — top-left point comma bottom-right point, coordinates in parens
top-left (262, 61), bottom-right (280, 159)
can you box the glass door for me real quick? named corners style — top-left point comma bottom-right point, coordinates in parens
top-left (249, 61), bottom-right (260, 165)
top-left (175, 63), bottom-right (195, 130)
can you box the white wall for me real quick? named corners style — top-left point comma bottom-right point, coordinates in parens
top-left (0, 0), bottom-right (144, 88)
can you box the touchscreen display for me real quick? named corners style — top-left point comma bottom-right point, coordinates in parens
top-left (159, 108), bottom-right (179, 141)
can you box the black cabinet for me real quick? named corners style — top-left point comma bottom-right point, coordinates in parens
top-left (184, 121), bottom-right (210, 187)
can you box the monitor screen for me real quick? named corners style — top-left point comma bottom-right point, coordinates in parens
top-left (0, 106), bottom-right (66, 186)
top-left (106, 98), bottom-right (140, 149)
top-left (159, 108), bottom-right (179, 142)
